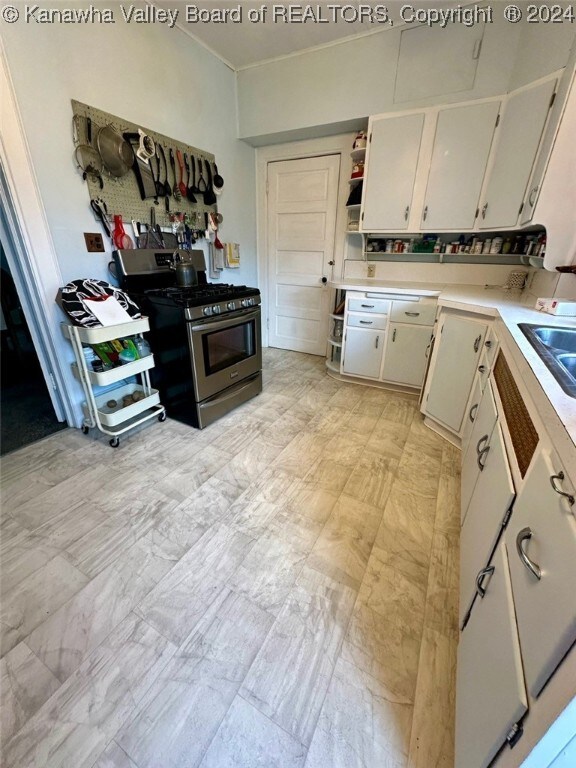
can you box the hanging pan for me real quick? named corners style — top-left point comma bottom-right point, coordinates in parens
top-left (213, 163), bottom-right (224, 195)
top-left (203, 159), bottom-right (217, 206)
top-left (96, 124), bottom-right (134, 177)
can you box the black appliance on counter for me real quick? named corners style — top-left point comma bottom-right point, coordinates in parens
top-left (113, 248), bottom-right (262, 428)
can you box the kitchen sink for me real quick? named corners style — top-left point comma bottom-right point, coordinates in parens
top-left (518, 324), bottom-right (576, 398)
top-left (532, 327), bottom-right (576, 351)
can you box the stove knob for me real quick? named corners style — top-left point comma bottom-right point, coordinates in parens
top-left (203, 306), bottom-right (212, 316)
top-left (241, 299), bottom-right (250, 308)
top-left (227, 301), bottom-right (236, 311)
top-left (212, 305), bottom-right (221, 314)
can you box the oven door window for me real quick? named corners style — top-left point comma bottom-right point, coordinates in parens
top-left (202, 318), bottom-right (255, 375)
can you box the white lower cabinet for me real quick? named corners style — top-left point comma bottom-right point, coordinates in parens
top-left (422, 313), bottom-right (487, 434)
top-left (342, 326), bottom-right (384, 379)
top-left (455, 541), bottom-right (528, 768)
top-left (460, 381), bottom-right (499, 524)
top-left (505, 446), bottom-right (576, 699)
top-left (460, 421), bottom-right (516, 626)
top-left (381, 323), bottom-right (432, 387)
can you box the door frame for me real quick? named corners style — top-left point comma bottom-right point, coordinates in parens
top-left (0, 48), bottom-right (75, 425)
top-left (256, 133), bottom-right (355, 348)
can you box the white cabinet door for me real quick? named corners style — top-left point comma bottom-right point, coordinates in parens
top-left (424, 314), bottom-right (487, 434)
top-left (480, 78), bottom-right (557, 229)
top-left (421, 101), bottom-right (500, 230)
top-left (456, 542), bottom-right (528, 768)
top-left (506, 447), bottom-right (576, 698)
top-left (460, 381), bottom-right (498, 523)
top-left (342, 327), bottom-right (384, 379)
top-left (382, 324), bottom-right (433, 387)
top-left (460, 422), bottom-right (516, 625)
top-left (361, 113), bottom-right (425, 231)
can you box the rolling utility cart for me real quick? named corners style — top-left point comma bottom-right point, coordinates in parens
top-left (62, 317), bottom-right (165, 447)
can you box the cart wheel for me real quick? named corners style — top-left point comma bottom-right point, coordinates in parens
top-left (158, 412), bottom-right (167, 422)
top-left (109, 437), bottom-right (120, 448)
top-left (81, 425), bottom-right (89, 434)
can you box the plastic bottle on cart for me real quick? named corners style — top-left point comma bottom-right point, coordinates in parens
top-left (133, 334), bottom-right (151, 359)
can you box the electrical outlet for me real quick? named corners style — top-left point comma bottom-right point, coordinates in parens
top-left (84, 233), bottom-right (105, 252)
top-left (367, 263), bottom-right (376, 278)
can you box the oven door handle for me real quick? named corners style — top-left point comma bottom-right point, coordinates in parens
top-left (189, 307), bottom-right (260, 332)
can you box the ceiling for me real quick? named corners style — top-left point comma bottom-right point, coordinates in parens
top-left (155, 1), bottom-right (459, 70)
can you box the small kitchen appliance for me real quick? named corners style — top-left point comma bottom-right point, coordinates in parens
top-left (113, 248), bottom-right (262, 428)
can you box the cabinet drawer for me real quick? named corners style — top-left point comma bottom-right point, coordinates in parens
top-left (390, 300), bottom-right (436, 326)
top-left (347, 313), bottom-right (388, 330)
top-left (348, 297), bottom-right (390, 315)
top-left (506, 447), bottom-right (576, 698)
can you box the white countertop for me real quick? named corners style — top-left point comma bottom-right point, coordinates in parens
top-left (331, 280), bottom-right (576, 453)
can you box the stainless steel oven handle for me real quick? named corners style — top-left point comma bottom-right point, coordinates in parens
top-left (189, 307), bottom-right (260, 332)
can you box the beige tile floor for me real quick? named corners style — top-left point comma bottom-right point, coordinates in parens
top-left (0, 348), bottom-right (460, 768)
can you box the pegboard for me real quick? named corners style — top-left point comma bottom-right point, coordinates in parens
top-left (71, 99), bottom-right (218, 239)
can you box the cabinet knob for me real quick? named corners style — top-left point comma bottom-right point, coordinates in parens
top-left (328, 260), bottom-right (335, 266)
top-left (516, 527), bottom-right (542, 580)
top-left (321, 277), bottom-right (327, 284)
top-left (478, 365), bottom-right (487, 374)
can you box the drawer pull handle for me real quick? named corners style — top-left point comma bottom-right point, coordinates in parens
top-left (475, 565), bottom-right (495, 598)
top-left (361, 304), bottom-right (375, 308)
top-left (375, 335), bottom-right (380, 349)
top-left (550, 472), bottom-right (575, 505)
top-left (404, 205), bottom-right (409, 221)
top-left (392, 328), bottom-right (397, 342)
top-left (528, 186), bottom-right (538, 207)
top-left (481, 202), bottom-right (488, 219)
top-left (405, 311), bottom-right (420, 317)
top-left (477, 445), bottom-right (490, 471)
top-left (469, 403), bottom-right (479, 423)
top-left (476, 434), bottom-right (489, 455)
top-left (423, 205), bottom-right (428, 221)
top-left (473, 334), bottom-right (482, 353)
top-left (516, 527), bottom-right (542, 580)
top-left (359, 320), bottom-right (373, 325)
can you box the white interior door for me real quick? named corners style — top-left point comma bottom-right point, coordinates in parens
top-left (267, 155), bottom-right (340, 355)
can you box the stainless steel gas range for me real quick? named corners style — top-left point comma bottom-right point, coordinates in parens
top-left (113, 248), bottom-right (262, 428)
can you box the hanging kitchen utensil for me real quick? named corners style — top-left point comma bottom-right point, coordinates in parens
top-left (75, 144), bottom-right (104, 189)
top-left (153, 149), bottom-right (165, 199)
top-left (148, 150), bottom-right (160, 205)
top-left (176, 149), bottom-right (187, 198)
top-left (158, 145), bottom-right (171, 198)
top-left (169, 148), bottom-right (181, 201)
top-left (189, 155), bottom-right (200, 194)
top-left (184, 154), bottom-right (196, 203)
top-left (123, 132), bottom-right (156, 201)
top-left (73, 115), bottom-right (104, 188)
top-left (196, 158), bottom-right (207, 194)
top-left (135, 129), bottom-right (155, 162)
top-left (90, 199), bottom-right (111, 239)
top-left (112, 215), bottom-right (134, 249)
top-left (204, 160), bottom-right (217, 206)
top-left (213, 163), bottom-right (224, 195)
top-left (96, 124), bottom-right (134, 177)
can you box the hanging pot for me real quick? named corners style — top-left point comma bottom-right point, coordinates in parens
top-left (96, 125), bottom-right (134, 177)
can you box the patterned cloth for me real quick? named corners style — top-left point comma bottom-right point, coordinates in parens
top-left (58, 278), bottom-right (141, 327)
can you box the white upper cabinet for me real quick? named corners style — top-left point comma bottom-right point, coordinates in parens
top-left (361, 112), bottom-right (425, 232)
top-left (479, 77), bottom-right (557, 229)
top-left (421, 101), bottom-right (500, 230)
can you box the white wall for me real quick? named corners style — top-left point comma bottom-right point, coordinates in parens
top-left (1, 2), bottom-right (257, 288)
top-left (237, 13), bottom-right (521, 142)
